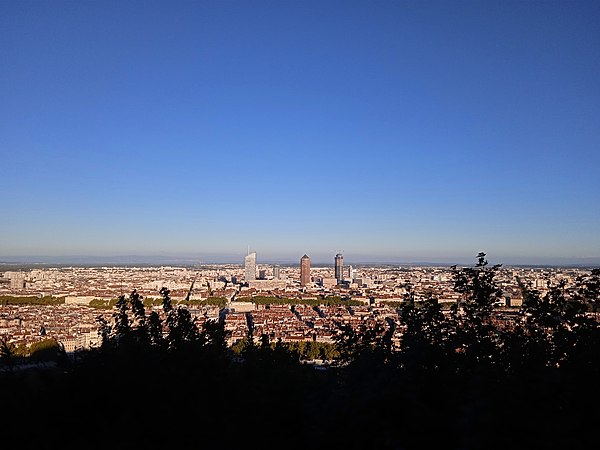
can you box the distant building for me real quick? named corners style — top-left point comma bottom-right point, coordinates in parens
top-left (348, 265), bottom-right (356, 281)
top-left (248, 279), bottom-right (287, 290)
top-left (8, 272), bottom-right (25, 290)
top-left (245, 252), bottom-right (256, 282)
top-left (258, 269), bottom-right (267, 279)
top-left (300, 254), bottom-right (310, 286)
top-left (273, 265), bottom-right (280, 280)
top-left (320, 277), bottom-right (337, 288)
top-left (334, 253), bottom-right (344, 283)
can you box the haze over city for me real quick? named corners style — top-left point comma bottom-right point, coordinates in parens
top-left (1, 1), bottom-right (599, 266)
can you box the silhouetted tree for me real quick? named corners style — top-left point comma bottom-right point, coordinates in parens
top-left (522, 275), bottom-right (600, 372)
top-left (147, 309), bottom-right (164, 348)
top-left (0, 337), bottom-right (18, 369)
top-left (111, 293), bottom-right (130, 344)
top-left (96, 314), bottom-right (112, 348)
top-left (574, 268), bottom-right (600, 316)
top-left (449, 252), bottom-right (503, 370)
top-left (398, 287), bottom-right (449, 373)
top-left (128, 289), bottom-right (149, 346)
top-left (161, 286), bottom-right (199, 350)
top-left (334, 319), bottom-right (393, 367)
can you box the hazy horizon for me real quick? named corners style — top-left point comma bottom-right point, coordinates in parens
top-left (1, 251), bottom-right (598, 268)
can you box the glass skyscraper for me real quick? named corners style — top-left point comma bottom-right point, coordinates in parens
top-left (245, 251), bottom-right (256, 281)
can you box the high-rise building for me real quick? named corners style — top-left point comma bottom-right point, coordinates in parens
top-left (245, 251), bottom-right (256, 281)
top-left (334, 253), bottom-right (343, 283)
top-left (300, 254), bottom-right (310, 286)
top-left (273, 265), bottom-right (280, 280)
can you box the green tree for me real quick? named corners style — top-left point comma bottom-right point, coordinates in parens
top-left (231, 337), bottom-right (250, 356)
top-left (29, 338), bottom-right (65, 363)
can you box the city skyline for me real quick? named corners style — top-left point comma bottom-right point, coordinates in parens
top-left (1, 250), bottom-right (598, 268)
top-left (1, 1), bottom-right (599, 264)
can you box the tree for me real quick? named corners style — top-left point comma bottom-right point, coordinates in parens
top-left (96, 314), bottom-right (112, 348)
top-left (111, 293), bottom-right (130, 344)
top-left (147, 309), bottom-right (164, 348)
top-left (398, 286), bottom-right (448, 372)
top-left (29, 338), bottom-right (66, 363)
top-left (449, 252), bottom-right (503, 369)
top-left (522, 276), bottom-right (600, 370)
top-left (161, 286), bottom-right (199, 350)
top-left (574, 268), bottom-right (600, 316)
top-left (334, 319), bottom-right (392, 365)
top-left (128, 289), bottom-right (149, 347)
top-left (199, 319), bottom-right (227, 351)
top-left (0, 337), bottom-right (18, 369)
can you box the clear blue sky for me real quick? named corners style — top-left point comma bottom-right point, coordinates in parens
top-left (1, 0), bottom-right (599, 265)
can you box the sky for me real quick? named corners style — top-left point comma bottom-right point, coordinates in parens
top-left (1, 0), bottom-right (599, 266)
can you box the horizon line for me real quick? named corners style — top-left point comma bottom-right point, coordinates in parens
top-left (1, 253), bottom-right (599, 269)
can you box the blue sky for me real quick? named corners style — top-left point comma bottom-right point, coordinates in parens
top-left (1, 0), bottom-right (599, 265)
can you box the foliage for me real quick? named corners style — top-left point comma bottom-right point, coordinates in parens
top-left (94, 286), bottom-right (226, 355)
top-left (231, 338), bottom-right (339, 361)
top-left (0, 337), bottom-right (18, 367)
top-left (187, 296), bottom-right (228, 307)
top-left (398, 288), bottom-right (449, 372)
top-left (88, 298), bottom-right (120, 309)
top-left (0, 295), bottom-right (64, 306)
top-left (29, 338), bottom-right (66, 362)
top-left (447, 252), bottom-right (504, 369)
top-left (574, 268), bottom-right (600, 314)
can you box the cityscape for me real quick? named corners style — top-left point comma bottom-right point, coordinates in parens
top-left (1, 1), bottom-right (599, 448)
top-left (0, 249), bottom-right (593, 355)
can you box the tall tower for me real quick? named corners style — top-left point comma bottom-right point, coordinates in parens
top-left (334, 253), bottom-right (344, 283)
top-left (244, 251), bottom-right (256, 282)
top-left (300, 254), bottom-right (310, 286)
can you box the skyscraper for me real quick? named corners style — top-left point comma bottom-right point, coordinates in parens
top-left (273, 265), bottom-right (280, 280)
top-left (245, 251), bottom-right (256, 281)
top-left (300, 254), bottom-right (310, 286)
top-left (334, 253), bottom-right (343, 283)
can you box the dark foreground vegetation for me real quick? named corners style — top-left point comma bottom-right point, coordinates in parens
top-left (1, 254), bottom-right (599, 449)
